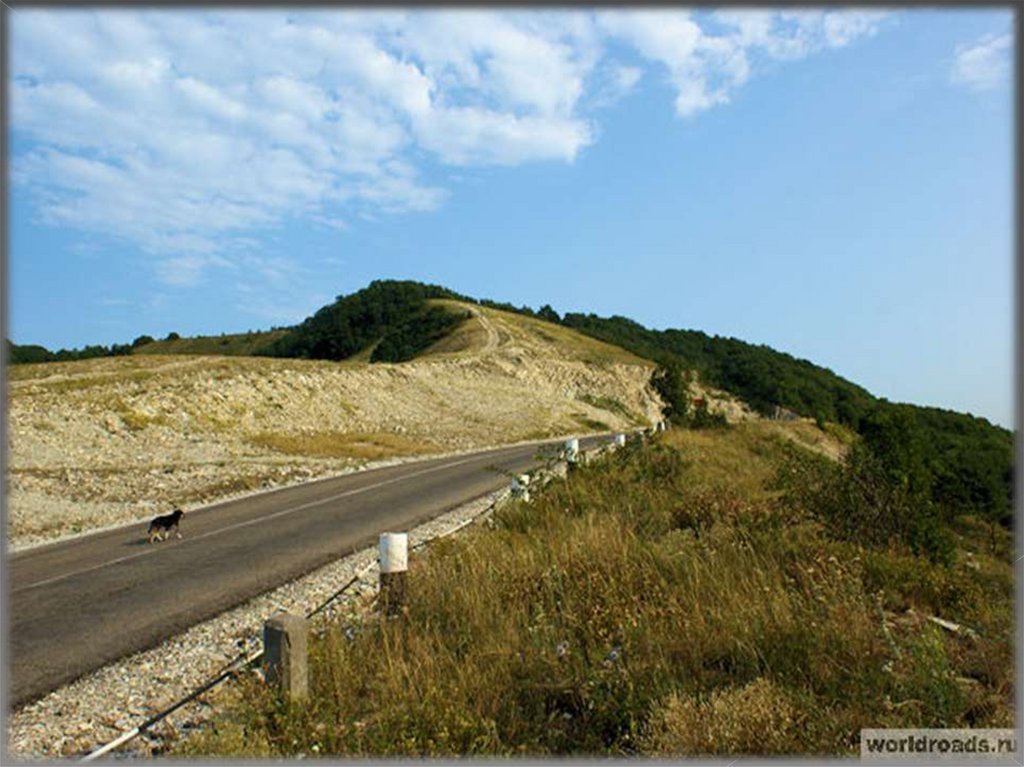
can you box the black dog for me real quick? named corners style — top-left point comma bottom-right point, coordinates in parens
top-left (147, 509), bottom-right (184, 543)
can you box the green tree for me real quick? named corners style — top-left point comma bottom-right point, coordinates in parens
top-left (536, 304), bottom-right (561, 323)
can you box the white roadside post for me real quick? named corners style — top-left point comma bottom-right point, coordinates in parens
top-left (379, 532), bottom-right (408, 617)
top-left (263, 612), bottom-right (310, 700)
top-left (564, 437), bottom-right (580, 471)
top-left (511, 473), bottom-right (531, 502)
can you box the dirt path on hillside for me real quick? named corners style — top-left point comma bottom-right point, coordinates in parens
top-left (461, 305), bottom-right (501, 355)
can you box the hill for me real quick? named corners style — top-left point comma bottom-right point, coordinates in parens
top-left (6, 304), bottom-right (660, 547)
top-left (6, 279), bottom-right (1013, 537)
top-left (7, 280), bottom-right (1014, 757)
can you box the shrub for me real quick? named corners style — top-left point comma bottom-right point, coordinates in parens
top-left (641, 678), bottom-right (799, 755)
top-left (778, 446), bottom-right (956, 565)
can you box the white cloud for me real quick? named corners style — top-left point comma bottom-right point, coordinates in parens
top-left (415, 107), bottom-right (592, 166)
top-left (175, 77), bottom-right (247, 121)
top-left (10, 8), bottom-right (890, 285)
top-left (587, 63), bottom-right (644, 110)
top-left (951, 32), bottom-right (1012, 92)
top-left (603, 8), bottom-right (890, 117)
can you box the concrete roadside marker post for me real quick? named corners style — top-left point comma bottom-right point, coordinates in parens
top-left (379, 532), bottom-right (408, 617)
top-left (511, 474), bottom-right (531, 502)
top-left (565, 437), bottom-right (579, 471)
top-left (263, 612), bottom-right (309, 700)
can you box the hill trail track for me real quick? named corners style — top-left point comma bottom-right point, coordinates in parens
top-left (466, 304), bottom-right (501, 354)
top-left (7, 306), bottom-right (663, 548)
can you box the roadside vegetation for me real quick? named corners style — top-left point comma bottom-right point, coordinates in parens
top-left (558, 313), bottom-right (1013, 536)
top-left (180, 420), bottom-right (1012, 757)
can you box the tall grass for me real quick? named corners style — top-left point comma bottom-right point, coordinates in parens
top-left (181, 423), bottom-right (1013, 757)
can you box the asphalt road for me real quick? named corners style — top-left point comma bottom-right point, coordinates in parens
top-left (7, 435), bottom-right (609, 708)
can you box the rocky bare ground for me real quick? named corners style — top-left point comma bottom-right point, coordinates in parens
top-left (6, 307), bottom-right (664, 549)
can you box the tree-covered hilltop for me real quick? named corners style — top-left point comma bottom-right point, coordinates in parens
top-left (267, 280), bottom-right (469, 363)
top-left (270, 283), bottom-right (1017, 527)
top-left (558, 313), bottom-right (876, 425)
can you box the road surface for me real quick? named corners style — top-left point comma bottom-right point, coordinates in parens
top-left (8, 435), bottom-right (609, 708)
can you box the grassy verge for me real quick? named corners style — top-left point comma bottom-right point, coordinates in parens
top-left (180, 422), bottom-right (1013, 757)
top-left (247, 431), bottom-right (438, 461)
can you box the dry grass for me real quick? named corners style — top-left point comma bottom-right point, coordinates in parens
top-left (8, 368), bottom-right (158, 396)
top-left (181, 422), bottom-right (1013, 758)
top-left (248, 431), bottom-right (438, 460)
top-left (419, 301), bottom-right (652, 367)
top-left (660, 420), bottom-right (834, 501)
top-left (489, 307), bottom-right (650, 367)
top-left (6, 354), bottom-right (167, 382)
top-left (642, 678), bottom-right (800, 755)
top-left (418, 302), bottom-right (490, 356)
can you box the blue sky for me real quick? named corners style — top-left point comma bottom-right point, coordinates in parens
top-left (7, 8), bottom-right (1016, 427)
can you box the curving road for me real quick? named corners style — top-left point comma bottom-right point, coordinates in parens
top-left (7, 435), bottom-right (609, 709)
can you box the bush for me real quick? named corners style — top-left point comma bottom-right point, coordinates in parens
top-left (7, 340), bottom-right (54, 364)
top-left (642, 679), bottom-right (799, 755)
top-left (779, 446), bottom-right (956, 565)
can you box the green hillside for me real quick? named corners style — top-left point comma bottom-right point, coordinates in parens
top-left (267, 280), bottom-right (468, 363)
top-left (556, 313), bottom-right (1013, 527)
top-left (559, 313), bottom-right (874, 424)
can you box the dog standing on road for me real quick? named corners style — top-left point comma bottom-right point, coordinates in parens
top-left (147, 508), bottom-right (184, 543)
